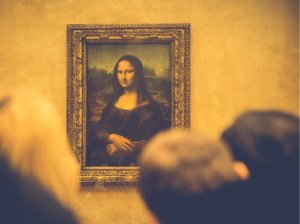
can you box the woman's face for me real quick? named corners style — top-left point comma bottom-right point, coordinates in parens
top-left (117, 60), bottom-right (136, 90)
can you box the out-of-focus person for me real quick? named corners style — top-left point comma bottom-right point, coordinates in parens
top-left (222, 110), bottom-right (299, 224)
top-left (0, 89), bottom-right (79, 223)
top-left (139, 129), bottom-right (247, 224)
top-left (0, 155), bottom-right (78, 224)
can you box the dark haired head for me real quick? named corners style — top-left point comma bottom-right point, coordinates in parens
top-left (139, 129), bottom-right (241, 224)
top-left (222, 110), bottom-right (299, 177)
top-left (112, 55), bottom-right (151, 103)
top-left (222, 111), bottom-right (299, 224)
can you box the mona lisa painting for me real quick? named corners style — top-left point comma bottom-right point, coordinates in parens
top-left (67, 24), bottom-right (190, 184)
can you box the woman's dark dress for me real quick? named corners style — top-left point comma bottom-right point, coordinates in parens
top-left (87, 100), bottom-right (167, 166)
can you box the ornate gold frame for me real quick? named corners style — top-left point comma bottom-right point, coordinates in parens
top-left (67, 24), bottom-right (190, 184)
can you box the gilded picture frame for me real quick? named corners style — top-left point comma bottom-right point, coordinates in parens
top-left (67, 24), bottom-right (190, 184)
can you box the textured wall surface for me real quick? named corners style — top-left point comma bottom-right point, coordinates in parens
top-left (0, 0), bottom-right (298, 223)
top-left (77, 186), bottom-right (152, 224)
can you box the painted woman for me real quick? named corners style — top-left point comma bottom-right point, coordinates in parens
top-left (88, 55), bottom-right (169, 166)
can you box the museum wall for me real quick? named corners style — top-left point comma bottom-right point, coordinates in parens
top-left (0, 0), bottom-right (298, 223)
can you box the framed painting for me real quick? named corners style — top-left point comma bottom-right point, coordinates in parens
top-left (67, 24), bottom-right (190, 184)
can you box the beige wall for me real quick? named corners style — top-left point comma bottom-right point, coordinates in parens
top-left (0, 0), bottom-right (298, 223)
top-left (0, 0), bottom-right (298, 137)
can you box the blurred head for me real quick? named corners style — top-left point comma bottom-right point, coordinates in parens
top-left (139, 129), bottom-right (241, 224)
top-left (222, 110), bottom-right (299, 179)
top-left (0, 89), bottom-right (79, 210)
top-left (112, 55), bottom-right (150, 102)
top-left (222, 111), bottom-right (299, 224)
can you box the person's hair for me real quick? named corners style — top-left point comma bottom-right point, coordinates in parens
top-left (0, 89), bottom-right (79, 210)
top-left (139, 129), bottom-right (241, 224)
top-left (222, 111), bottom-right (299, 224)
top-left (112, 55), bottom-right (152, 104)
top-left (222, 110), bottom-right (299, 177)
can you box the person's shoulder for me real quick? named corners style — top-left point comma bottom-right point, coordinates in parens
top-left (21, 177), bottom-right (79, 224)
top-left (133, 100), bottom-right (165, 123)
top-left (136, 100), bottom-right (159, 111)
top-left (0, 157), bottom-right (78, 224)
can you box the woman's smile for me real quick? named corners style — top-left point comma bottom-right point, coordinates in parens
top-left (117, 60), bottom-right (136, 89)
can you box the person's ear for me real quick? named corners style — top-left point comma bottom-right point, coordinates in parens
top-left (147, 210), bottom-right (160, 224)
top-left (233, 161), bottom-right (250, 181)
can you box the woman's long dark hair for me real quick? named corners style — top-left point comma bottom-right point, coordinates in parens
top-left (111, 55), bottom-right (152, 104)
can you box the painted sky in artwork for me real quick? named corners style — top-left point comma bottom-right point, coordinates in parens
top-left (87, 43), bottom-right (170, 76)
